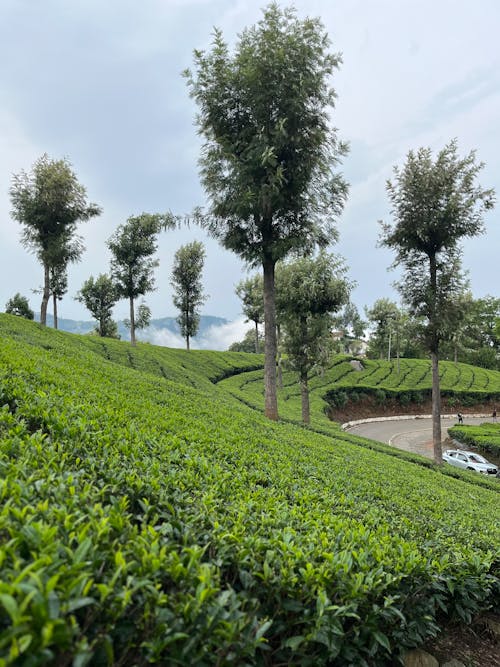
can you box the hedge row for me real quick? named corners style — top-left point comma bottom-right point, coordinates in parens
top-left (449, 423), bottom-right (500, 458)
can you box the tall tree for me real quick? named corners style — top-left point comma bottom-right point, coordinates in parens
top-left (171, 241), bottom-right (207, 351)
top-left (380, 141), bottom-right (494, 463)
top-left (76, 274), bottom-right (119, 337)
top-left (236, 275), bottom-right (264, 353)
top-left (9, 154), bottom-right (101, 325)
top-left (365, 298), bottom-right (400, 360)
top-left (277, 252), bottom-right (350, 424)
top-left (185, 3), bottom-right (348, 419)
top-left (108, 213), bottom-right (174, 346)
top-left (5, 293), bottom-right (34, 320)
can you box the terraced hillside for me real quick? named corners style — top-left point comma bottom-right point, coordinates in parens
top-left (0, 314), bottom-right (498, 666)
top-left (221, 356), bottom-right (500, 427)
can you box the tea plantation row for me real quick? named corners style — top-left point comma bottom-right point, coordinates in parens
top-left (449, 422), bottom-right (500, 457)
top-left (0, 315), bottom-right (498, 666)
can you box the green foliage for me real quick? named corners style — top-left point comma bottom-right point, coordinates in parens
top-left (228, 327), bottom-right (263, 353)
top-left (235, 274), bottom-right (264, 353)
top-left (449, 422), bottom-right (500, 458)
top-left (276, 253), bottom-right (350, 422)
top-left (9, 154), bottom-right (101, 325)
top-left (171, 241), bottom-right (206, 350)
top-left (0, 315), bottom-right (498, 666)
top-left (185, 3), bottom-right (348, 264)
top-left (380, 141), bottom-right (494, 355)
top-left (76, 274), bottom-right (119, 338)
top-left (5, 293), bottom-right (34, 320)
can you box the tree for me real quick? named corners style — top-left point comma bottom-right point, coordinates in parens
top-left (185, 3), bottom-right (348, 419)
top-left (76, 274), bottom-right (119, 337)
top-left (236, 275), bottom-right (264, 353)
top-left (108, 213), bottom-right (174, 346)
top-left (332, 301), bottom-right (366, 354)
top-left (277, 252), bottom-right (350, 424)
top-left (365, 298), bottom-right (400, 360)
top-left (5, 293), bottom-right (34, 320)
top-left (228, 327), bottom-right (264, 353)
top-left (380, 141), bottom-right (495, 463)
top-left (9, 154), bottom-right (101, 325)
top-left (171, 241), bottom-right (207, 351)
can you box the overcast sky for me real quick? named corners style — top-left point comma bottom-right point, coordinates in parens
top-left (1, 0), bottom-right (498, 343)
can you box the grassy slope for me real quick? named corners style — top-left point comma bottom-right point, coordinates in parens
top-left (0, 314), bottom-right (498, 666)
top-left (220, 358), bottom-right (500, 489)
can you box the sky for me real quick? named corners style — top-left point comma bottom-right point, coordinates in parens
top-left (1, 0), bottom-right (499, 348)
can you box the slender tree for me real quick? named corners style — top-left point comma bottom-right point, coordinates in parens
top-left (171, 241), bottom-right (207, 351)
top-left (277, 252), bottom-right (350, 424)
top-left (9, 154), bottom-right (101, 325)
top-left (185, 3), bottom-right (348, 419)
top-left (76, 274), bottom-right (119, 337)
top-left (380, 140), bottom-right (494, 463)
top-left (108, 213), bottom-right (174, 346)
top-left (365, 298), bottom-right (400, 360)
top-left (236, 275), bottom-right (264, 353)
top-left (5, 293), bottom-right (34, 320)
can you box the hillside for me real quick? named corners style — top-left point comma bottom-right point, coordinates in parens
top-left (0, 314), bottom-right (498, 666)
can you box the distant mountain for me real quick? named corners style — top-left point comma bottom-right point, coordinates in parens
top-left (35, 314), bottom-right (229, 344)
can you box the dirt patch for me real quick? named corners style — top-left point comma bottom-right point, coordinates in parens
top-left (424, 614), bottom-right (500, 667)
top-left (327, 396), bottom-right (498, 424)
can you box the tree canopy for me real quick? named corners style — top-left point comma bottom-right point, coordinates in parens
top-left (76, 274), bottom-right (119, 338)
top-left (5, 293), bottom-right (34, 320)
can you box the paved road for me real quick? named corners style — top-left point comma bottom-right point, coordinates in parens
top-left (346, 415), bottom-right (490, 459)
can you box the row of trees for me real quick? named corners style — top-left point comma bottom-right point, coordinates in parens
top-left (76, 221), bottom-right (207, 349)
top-left (365, 295), bottom-right (500, 368)
top-left (9, 156), bottom-right (207, 349)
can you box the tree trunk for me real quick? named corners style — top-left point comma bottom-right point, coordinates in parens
top-left (431, 350), bottom-right (443, 464)
top-left (53, 293), bottom-right (58, 330)
top-left (40, 262), bottom-right (50, 326)
top-left (300, 371), bottom-right (310, 424)
top-left (276, 323), bottom-right (283, 389)
top-left (429, 253), bottom-right (442, 464)
top-left (186, 335), bottom-right (190, 352)
top-left (129, 297), bottom-right (136, 346)
top-left (262, 256), bottom-right (278, 420)
top-left (254, 321), bottom-right (259, 354)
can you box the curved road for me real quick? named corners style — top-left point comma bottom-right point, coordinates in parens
top-left (346, 415), bottom-right (490, 459)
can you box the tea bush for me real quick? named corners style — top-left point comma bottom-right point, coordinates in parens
top-left (449, 422), bottom-right (500, 457)
top-left (0, 315), bottom-right (498, 666)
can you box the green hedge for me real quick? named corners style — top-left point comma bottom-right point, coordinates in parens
top-left (449, 423), bottom-right (500, 457)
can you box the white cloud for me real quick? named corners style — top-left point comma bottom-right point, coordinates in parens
top-left (145, 317), bottom-right (248, 351)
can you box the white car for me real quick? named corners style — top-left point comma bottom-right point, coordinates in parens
top-left (443, 449), bottom-right (498, 475)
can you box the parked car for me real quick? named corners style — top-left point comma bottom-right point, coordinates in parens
top-left (443, 449), bottom-right (498, 475)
